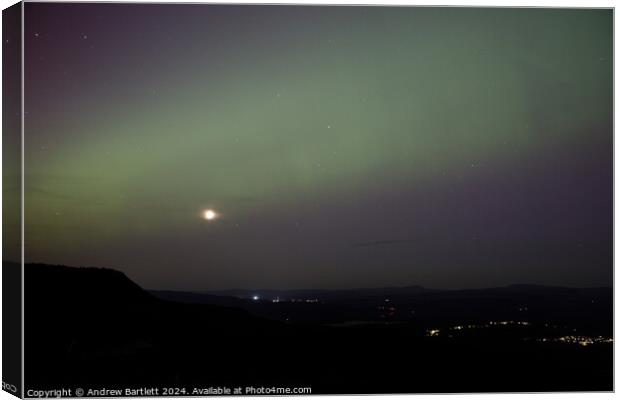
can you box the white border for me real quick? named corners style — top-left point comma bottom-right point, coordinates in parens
top-left (0, 2), bottom-right (615, 400)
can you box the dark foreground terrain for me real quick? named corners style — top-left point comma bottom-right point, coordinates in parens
top-left (21, 262), bottom-right (612, 394)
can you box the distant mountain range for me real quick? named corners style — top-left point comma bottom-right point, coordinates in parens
top-left (200, 285), bottom-right (430, 301)
top-left (198, 283), bottom-right (608, 301)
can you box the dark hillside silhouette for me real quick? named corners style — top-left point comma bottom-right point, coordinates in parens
top-left (24, 263), bottom-right (612, 393)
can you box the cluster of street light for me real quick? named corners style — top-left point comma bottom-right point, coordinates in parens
top-left (425, 322), bottom-right (613, 348)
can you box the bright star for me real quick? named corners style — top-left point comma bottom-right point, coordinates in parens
top-left (203, 209), bottom-right (217, 221)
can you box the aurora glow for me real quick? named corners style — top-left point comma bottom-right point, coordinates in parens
top-left (14, 4), bottom-right (612, 290)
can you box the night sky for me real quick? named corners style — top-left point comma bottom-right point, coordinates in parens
top-left (17, 4), bottom-right (612, 290)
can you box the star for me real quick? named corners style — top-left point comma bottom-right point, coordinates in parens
top-left (203, 209), bottom-right (218, 221)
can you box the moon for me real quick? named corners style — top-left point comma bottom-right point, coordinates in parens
top-left (203, 209), bottom-right (217, 221)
